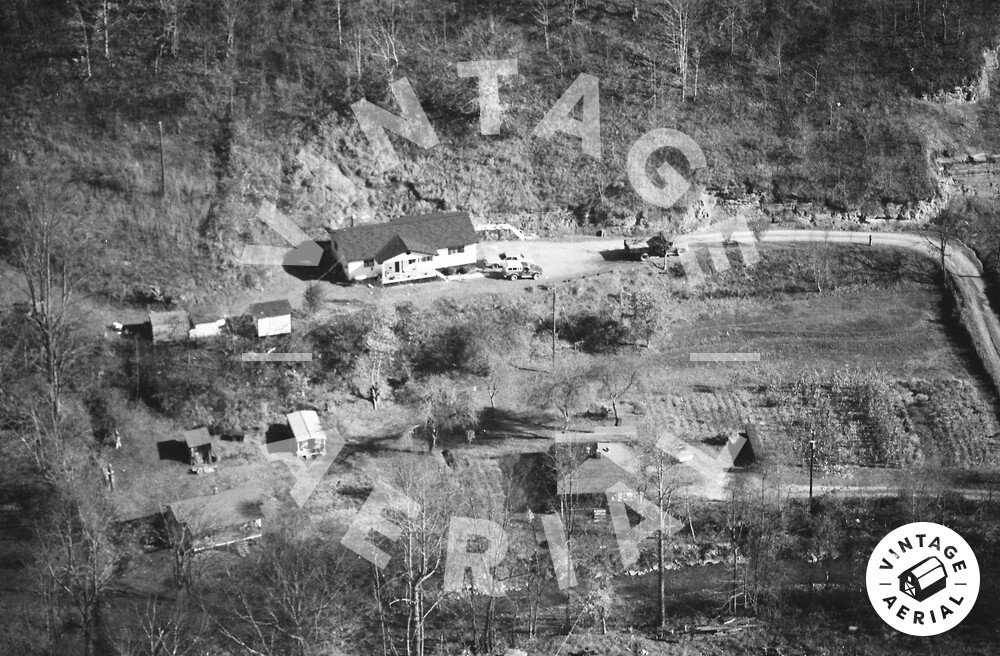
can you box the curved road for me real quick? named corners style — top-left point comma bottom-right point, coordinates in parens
top-left (670, 228), bottom-right (1000, 501)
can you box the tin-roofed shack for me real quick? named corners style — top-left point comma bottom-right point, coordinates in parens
top-left (249, 299), bottom-right (293, 337)
top-left (165, 487), bottom-right (264, 552)
top-left (149, 310), bottom-right (191, 344)
top-left (183, 426), bottom-right (216, 466)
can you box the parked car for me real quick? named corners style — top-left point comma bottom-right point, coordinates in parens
top-left (503, 261), bottom-right (543, 280)
top-left (485, 252), bottom-right (524, 270)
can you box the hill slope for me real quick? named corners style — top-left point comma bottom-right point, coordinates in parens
top-left (1, 0), bottom-right (998, 295)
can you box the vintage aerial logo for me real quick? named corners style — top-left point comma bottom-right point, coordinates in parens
top-left (866, 522), bottom-right (980, 636)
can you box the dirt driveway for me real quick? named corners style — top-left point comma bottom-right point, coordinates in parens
top-left (306, 236), bottom-right (640, 313)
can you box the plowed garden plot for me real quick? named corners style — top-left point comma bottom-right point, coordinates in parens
top-left (640, 377), bottom-right (1000, 472)
top-left (629, 269), bottom-right (1000, 471)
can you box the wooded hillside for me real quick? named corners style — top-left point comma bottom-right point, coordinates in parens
top-left (1, 0), bottom-right (998, 292)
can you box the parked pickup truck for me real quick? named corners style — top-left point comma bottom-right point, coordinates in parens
top-left (503, 260), bottom-right (543, 280)
top-left (486, 253), bottom-right (543, 280)
top-left (622, 233), bottom-right (673, 260)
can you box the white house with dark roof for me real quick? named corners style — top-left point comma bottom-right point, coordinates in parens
top-left (328, 211), bottom-right (479, 284)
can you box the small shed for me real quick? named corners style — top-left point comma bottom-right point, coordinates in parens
top-left (189, 311), bottom-right (226, 340)
top-left (149, 310), bottom-right (191, 344)
top-left (249, 299), bottom-right (293, 337)
top-left (899, 556), bottom-right (948, 602)
top-left (287, 410), bottom-right (327, 458)
top-left (165, 486), bottom-right (264, 552)
top-left (184, 427), bottom-right (216, 466)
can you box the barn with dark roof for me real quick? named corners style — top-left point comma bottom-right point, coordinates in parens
top-left (328, 211), bottom-right (479, 283)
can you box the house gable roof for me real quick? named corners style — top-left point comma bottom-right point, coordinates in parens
top-left (329, 211), bottom-right (478, 264)
top-left (374, 234), bottom-right (437, 263)
top-left (249, 299), bottom-right (293, 319)
top-left (557, 457), bottom-right (633, 496)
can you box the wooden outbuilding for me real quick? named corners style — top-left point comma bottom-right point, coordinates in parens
top-left (248, 299), bottom-right (293, 337)
top-left (165, 486), bottom-right (264, 552)
top-left (149, 310), bottom-right (191, 344)
top-left (183, 426), bottom-right (216, 466)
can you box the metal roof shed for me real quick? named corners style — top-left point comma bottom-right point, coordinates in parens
top-left (166, 486), bottom-right (264, 552)
top-left (149, 310), bottom-right (191, 344)
top-left (286, 410), bottom-right (327, 458)
top-left (183, 426), bottom-right (215, 466)
top-left (248, 299), bottom-right (293, 337)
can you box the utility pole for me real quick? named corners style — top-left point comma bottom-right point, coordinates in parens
top-left (808, 439), bottom-right (816, 513)
top-left (551, 288), bottom-right (557, 372)
top-left (158, 121), bottom-right (166, 197)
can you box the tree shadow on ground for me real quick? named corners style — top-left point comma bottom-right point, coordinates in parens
top-left (478, 407), bottom-right (555, 440)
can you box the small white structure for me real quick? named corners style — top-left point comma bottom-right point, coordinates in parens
top-left (248, 300), bottom-right (292, 337)
top-left (287, 410), bottom-right (327, 458)
top-left (189, 318), bottom-right (226, 340)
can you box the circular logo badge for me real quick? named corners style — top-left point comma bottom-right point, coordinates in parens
top-left (866, 522), bottom-right (980, 636)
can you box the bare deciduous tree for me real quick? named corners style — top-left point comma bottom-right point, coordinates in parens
top-left (219, 0), bottom-right (245, 59)
top-left (159, 0), bottom-right (188, 57)
top-left (9, 190), bottom-right (88, 424)
top-left (351, 296), bottom-right (400, 410)
top-left (112, 600), bottom-right (208, 656)
top-left (483, 353), bottom-right (512, 409)
top-left (376, 457), bottom-right (458, 656)
top-left (36, 484), bottom-right (132, 656)
top-left (593, 361), bottom-right (639, 427)
top-left (926, 207), bottom-right (968, 275)
top-left (218, 527), bottom-right (352, 656)
top-left (637, 437), bottom-right (692, 628)
top-left (655, 0), bottom-right (705, 101)
top-left (362, 0), bottom-right (407, 80)
top-left (68, 1), bottom-right (93, 77)
top-left (531, 0), bottom-right (553, 55)
top-left (413, 375), bottom-right (479, 452)
top-left (536, 367), bottom-right (593, 434)
top-left (718, 0), bottom-right (762, 57)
